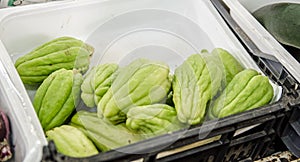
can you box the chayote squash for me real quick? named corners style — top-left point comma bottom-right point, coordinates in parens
top-left (70, 111), bottom-right (144, 152)
top-left (126, 104), bottom-right (185, 137)
top-left (15, 36), bottom-right (94, 85)
top-left (46, 125), bottom-right (98, 157)
top-left (97, 58), bottom-right (172, 124)
top-left (81, 63), bottom-right (119, 108)
top-left (33, 68), bottom-right (83, 131)
top-left (172, 53), bottom-right (224, 125)
top-left (211, 48), bottom-right (244, 85)
top-left (201, 50), bottom-right (225, 96)
top-left (209, 69), bottom-right (274, 119)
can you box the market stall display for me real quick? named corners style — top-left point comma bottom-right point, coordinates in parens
top-left (0, 0), bottom-right (298, 161)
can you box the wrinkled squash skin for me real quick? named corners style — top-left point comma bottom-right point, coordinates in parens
top-left (33, 68), bottom-right (83, 131)
top-left (15, 37), bottom-right (93, 85)
top-left (209, 69), bottom-right (274, 119)
top-left (46, 125), bottom-right (98, 158)
top-left (172, 53), bottom-right (224, 125)
top-left (81, 63), bottom-right (119, 108)
top-left (126, 104), bottom-right (185, 137)
top-left (211, 48), bottom-right (244, 85)
top-left (70, 111), bottom-right (144, 152)
top-left (97, 58), bottom-right (172, 124)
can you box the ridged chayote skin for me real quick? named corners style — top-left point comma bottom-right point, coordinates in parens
top-left (126, 104), bottom-right (185, 138)
top-left (81, 64), bottom-right (119, 108)
top-left (46, 125), bottom-right (98, 157)
top-left (33, 68), bottom-right (83, 131)
top-left (97, 58), bottom-right (172, 124)
top-left (211, 48), bottom-right (244, 85)
top-left (15, 36), bottom-right (94, 85)
top-left (209, 69), bottom-right (274, 119)
top-left (172, 53), bottom-right (224, 125)
top-left (70, 111), bottom-right (144, 152)
top-left (201, 50), bottom-right (226, 96)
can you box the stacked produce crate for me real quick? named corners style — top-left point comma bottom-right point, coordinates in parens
top-left (0, 0), bottom-right (299, 161)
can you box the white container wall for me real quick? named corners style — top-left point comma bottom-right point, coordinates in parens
top-left (0, 60), bottom-right (44, 162)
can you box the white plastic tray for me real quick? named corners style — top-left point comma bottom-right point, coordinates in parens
top-left (0, 59), bottom-right (44, 161)
top-left (223, 0), bottom-right (300, 83)
top-left (0, 0), bottom-right (282, 160)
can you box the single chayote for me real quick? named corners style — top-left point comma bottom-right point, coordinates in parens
top-left (172, 53), bottom-right (224, 125)
top-left (97, 58), bottom-right (172, 124)
top-left (15, 36), bottom-right (93, 85)
top-left (81, 63), bottom-right (119, 108)
top-left (33, 68), bottom-right (83, 131)
top-left (126, 104), bottom-right (185, 137)
top-left (46, 125), bottom-right (98, 157)
top-left (211, 48), bottom-right (244, 85)
top-left (209, 69), bottom-right (274, 119)
top-left (70, 111), bottom-right (144, 152)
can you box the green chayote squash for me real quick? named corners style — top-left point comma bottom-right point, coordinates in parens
top-left (209, 69), bottom-right (274, 119)
top-left (46, 125), bottom-right (98, 157)
top-left (81, 63), bottom-right (119, 108)
top-left (15, 36), bottom-right (93, 85)
top-left (126, 104), bottom-right (185, 137)
top-left (70, 111), bottom-right (144, 152)
top-left (172, 53), bottom-right (224, 125)
top-left (97, 58), bottom-right (172, 124)
top-left (33, 68), bottom-right (83, 131)
top-left (211, 48), bottom-right (244, 85)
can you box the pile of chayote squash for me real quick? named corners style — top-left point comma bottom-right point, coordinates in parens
top-left (14, 36), bottom-right (274, 157)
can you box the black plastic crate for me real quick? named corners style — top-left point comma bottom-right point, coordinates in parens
top-left (224, 131), bottom-right (274, 162)
top-left (281, 100), bottom-right (300, 158)
top-left (210, 0), bottom-right (300, 159)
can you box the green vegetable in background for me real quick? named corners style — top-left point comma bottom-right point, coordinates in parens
top-left (15, 36), bottom-right (93, 85)
top-left (97, 58), bottom-right (172, 124)
top-left (46, 125), bottom-right (98, 157)
top-left (33, 68), bottom-right (83, 131)
top-left (81, 63), bottom-right (119, 108)
top-left (253, 3), bottom-right (300, 49)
